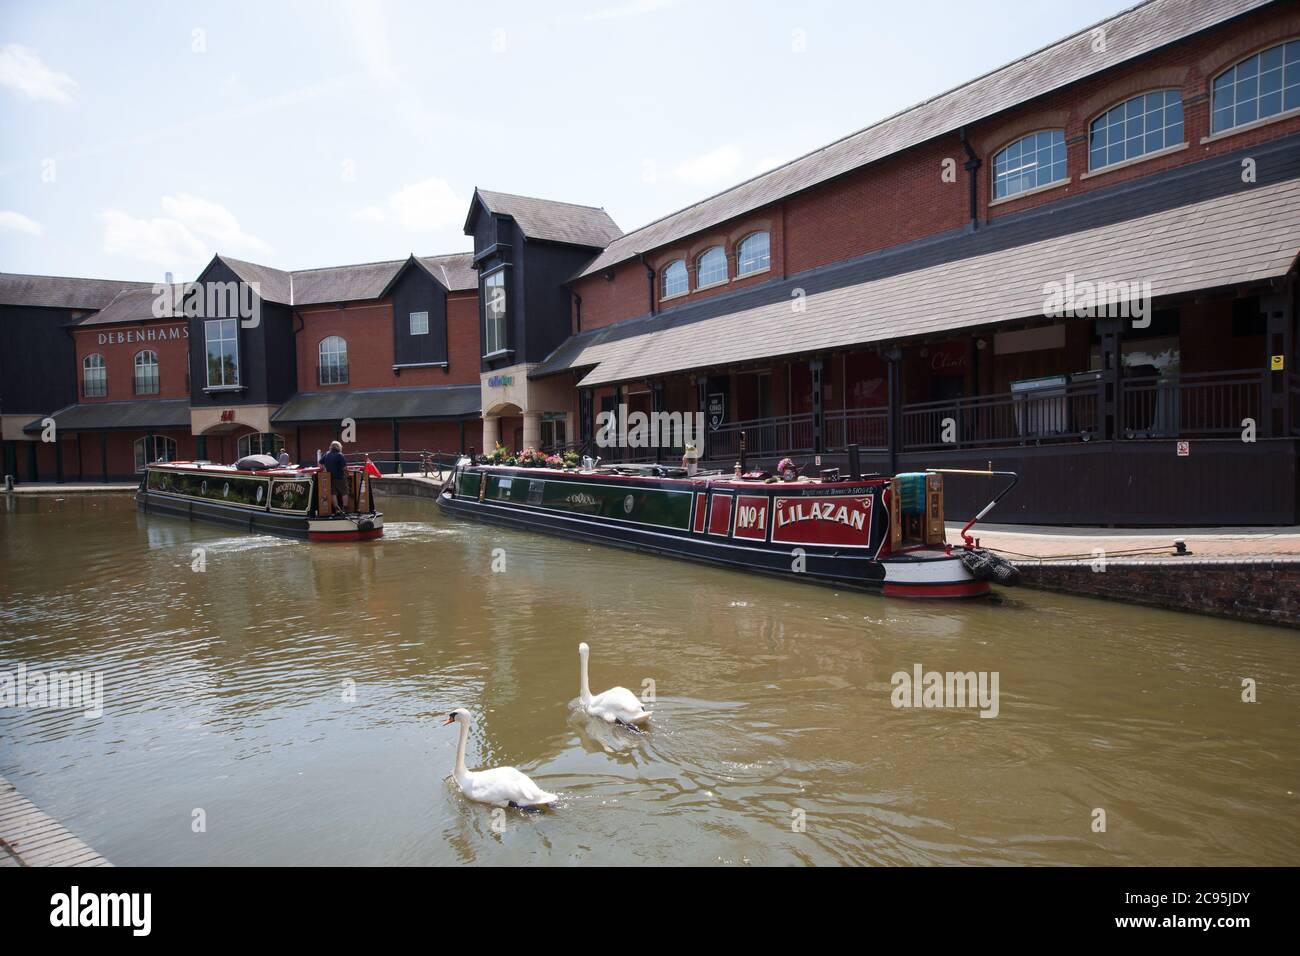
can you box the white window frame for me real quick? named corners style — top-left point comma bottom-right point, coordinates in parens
top-left (992, 130), bottom-right (1067, 200)
top-left (409, 311), bottom-right (429, 335)
top-left (696, 246), bottom-right (727, 288)
top-left (483, 270), bottom-right (508, 355)
top-left (1088, 90), bottom-right (1184, 172)
top-left (736, 232), bottom-right (771, 277)
top-left (83, 353), bottom-right (107, 397)
top-left (204, 318), bottom-right (240, 388)
top-left (134, 349), bottom-right (159, 395)
top-left (661, 259), bottom-right (688, 299)
top-left (135, 435), bottom-right (177, 473)
top-left (318, 336), bottom-right (349, 385)
top-left (1211, 39), bottom-right (1300, 135)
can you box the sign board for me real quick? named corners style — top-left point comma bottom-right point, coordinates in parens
top-left (488, 375), bottom-right (514, 388)
top-left (1272, 355), bottom-right (1285, 372)
top-left (707, 392), bottom-right (726, 430)
top-left (1177, 440), bottom-right (1190, 457)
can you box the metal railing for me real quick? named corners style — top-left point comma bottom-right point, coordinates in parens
top-left (824, 406), bottom-right (888, 451)
top-left (708, 412), bottom-right (814, 459)
top-left (901, 381), bottom-right (1101, 450)
top-left (1119, 368), bottom-right (1264, 439)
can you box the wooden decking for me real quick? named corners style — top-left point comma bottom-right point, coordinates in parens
top-left (0, 775), bottom-right (111, 867)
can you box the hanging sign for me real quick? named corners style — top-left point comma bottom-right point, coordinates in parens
top-left (707, 392), bottom-right (727, 430)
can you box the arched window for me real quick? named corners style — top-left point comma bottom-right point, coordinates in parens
top-left (83, 353), bottom-right (107, 397)
top-left (993, 130), bottom-right (1066, 199)
top-left (736, 232), bottom-right (771, 276)
top-left (1212, 40), bottom-right (1300, 134)
top-left (696, 246), bottom-right (727, 288)
top-left (662, 259), bottom-right (688, 298)
top-left (237, 433), bottom-right (284, 458)
top-left (134, 435), bottom-right (177, 472)
top-left (1088, 91), bottom-right (1184, 171)
top-left (318, 336), bottom-right (348, 385)
top-left (134, 350), bottom-right (159, 395)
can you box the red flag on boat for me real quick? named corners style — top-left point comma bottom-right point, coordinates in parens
top-left (364, 456), bottom-right (382, 479)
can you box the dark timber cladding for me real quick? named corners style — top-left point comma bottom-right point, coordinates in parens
top-left (386, 258), bottom-right (450, 368)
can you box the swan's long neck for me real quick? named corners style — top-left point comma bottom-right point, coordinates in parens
top-left (579, 652), bottom-right (592, 706)
top-left (453, 719), bottom-right (470, 782)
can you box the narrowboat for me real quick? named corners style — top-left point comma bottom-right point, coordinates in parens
top-left (437, 455), bottom-right (1019, 599)
top-left (136, 454), bottom-right (384, 541)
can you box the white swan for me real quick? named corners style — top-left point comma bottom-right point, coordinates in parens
top-left (578, 642), bottom-right (652, 727)
top-left (442, 708), bottom-right (557, 809)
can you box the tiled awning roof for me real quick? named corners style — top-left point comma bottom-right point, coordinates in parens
top-left (270, 384), bottom-right (481, 424)
top-left (535, 135), bottom-right (1300, 388)
top-left (23, 399), bottom-right (191, 433)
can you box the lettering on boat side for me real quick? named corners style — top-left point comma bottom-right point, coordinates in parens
top-left (771, 495), bottom-right (874, 548)
top-left (733, 495), bottom-right (769, 540)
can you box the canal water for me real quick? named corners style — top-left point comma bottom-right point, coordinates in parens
top-left (2, 492), bottom-right (1297, 866)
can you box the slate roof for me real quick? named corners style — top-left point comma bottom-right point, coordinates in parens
top-left (575, 0), bottom-right (1274, 279)
top-left (23, 398), bottom-right (191, 433)
top-left (73, 286), bottom-right (180, 327)
top-left (470, 189), bottom-right (623, 247)
top-left (0, 273), bottom-right (150, 310)
top-left (534, 134), bottom-right (1300, 387)
top-left (215, 251), bottom-right (476, 306)
top-left (270, 384), bottom-right (481, 424)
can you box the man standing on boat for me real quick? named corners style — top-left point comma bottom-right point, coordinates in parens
top-left (321, 440), bottom-right (351, 513)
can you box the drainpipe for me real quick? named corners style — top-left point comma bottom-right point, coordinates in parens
top-left (959, 127), bottom-right (981, 230)
top-left (638, 253), bottom-right (655, 316)
top-left (573, 291), bottom-right (583, 334)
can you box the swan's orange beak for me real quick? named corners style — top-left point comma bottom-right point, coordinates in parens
top-left (440, 714), bottom-right (456, 726)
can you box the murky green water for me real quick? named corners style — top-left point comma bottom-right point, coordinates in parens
top-left (1, 492), bottom-right (1297, 865)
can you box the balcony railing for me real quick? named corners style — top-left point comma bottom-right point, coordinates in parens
top-left (901, 380), bottom-right (1101, 451)
top-left (709, 413), bottom-right (814, 459)
top-left (824, 406), bottom-right (888, 451)
top-left (1120, 368), bottom-right (1265, 439)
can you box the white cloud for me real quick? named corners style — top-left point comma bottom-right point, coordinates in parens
top-left (0, 210), bottom-right (44, 236)
top-left (585, 0), bottom-right (677, 22)
top-left (353, 177), bottom-right (466, 232)
top-left (0, 44), bottom-right (77, 105)
top-left (100, 210), bottom-right (208, 266)
top-left (160, 194), bottom-right (271, 255)
top-left (100, 195), bottom-right (270, 267)
top-left (671, 145), bottom-right (744, 187)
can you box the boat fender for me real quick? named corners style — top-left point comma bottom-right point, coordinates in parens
top-left (357, 518), bottom-right (375, 532)
top-left (960, 548), bottom-right (1020, 586)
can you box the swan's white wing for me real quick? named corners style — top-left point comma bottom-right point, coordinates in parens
top-left (464, 767), bottom-right (557, 807)
top-left (588, 686), bottom-right (651, 724)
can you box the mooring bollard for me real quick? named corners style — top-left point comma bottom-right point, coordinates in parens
top-left (4, 474), bottom-right (13, 492)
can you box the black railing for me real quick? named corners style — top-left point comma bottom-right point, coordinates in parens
top-left (709, 413), bottom-right (814, 459)
top-left (824, 406), bottom-right (888, 451)
top-left (901, 381), bottom-right (1101, 451)
top-left (1119, 368), bottom-right (1264, 439)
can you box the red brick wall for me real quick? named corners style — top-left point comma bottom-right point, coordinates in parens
top-left (572, 3), bottom-right (1300, 335)
top-left (73, 322), bottom-right (190, 402)
top-left (294, 291), bottom-right (481, 392)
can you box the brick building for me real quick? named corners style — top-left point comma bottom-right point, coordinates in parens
top-left (3, 0), bottom-right (1298, 524)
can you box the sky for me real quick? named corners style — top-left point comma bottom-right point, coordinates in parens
top-left (0, 0), bottom-right (1136, 282)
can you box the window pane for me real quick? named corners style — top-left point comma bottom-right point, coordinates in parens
top-left (1089, 92), bottom-right (1182, 169)
top-left (697, 247), bottom-right (727, 286)
top-left (737, 233), bottom-right (770, 276)
top-left (662, 260), bottom-right (687, 297)
top-left (410, 311), bottom-right (429, 335)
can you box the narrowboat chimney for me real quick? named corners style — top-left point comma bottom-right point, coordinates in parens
top-left (847, 443), bottom-right (861, 481)
top-left (739, 431), bottom-right (747, 473)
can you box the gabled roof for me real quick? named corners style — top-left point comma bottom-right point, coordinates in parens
top-left (575, 0), bottom-right (1274, 279)
top-left (291, 258), bottom-right (405, 305)
top-left (535, 134), bottom-right (1300, 387)
top-left (0, 273), bottom-right (150, 310)
top-left (73, 286), bottom-right (181, 327)
top-left (377, 252), bottom-right (479, 299)
top-left (466, 188), bottom-right (623, 248)
top-left (214, 255), bottom-right (294, 305)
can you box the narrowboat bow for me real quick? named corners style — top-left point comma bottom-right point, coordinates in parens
top-left (437, 459), bottom-right (1018, 599)
top-left (136, 455), bottom-right (384, 541)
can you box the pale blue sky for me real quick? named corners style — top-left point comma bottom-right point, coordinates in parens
top-left (1, 0), bottom-right (1133, 282)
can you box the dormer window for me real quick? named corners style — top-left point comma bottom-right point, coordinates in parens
top-left (483, 270), bottom-right (508, 355)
